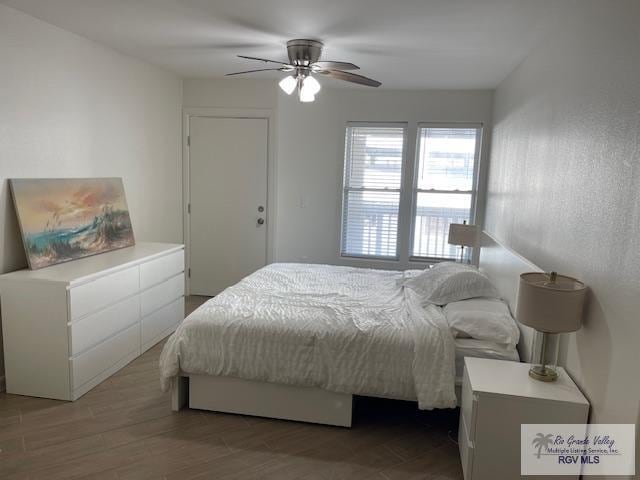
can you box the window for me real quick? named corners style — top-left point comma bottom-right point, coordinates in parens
top-left (340, 122), bottom-right (482, 262)
top-left (340, 124), bottom-right (406, 258)
top-left (411, 126), bottom-right (481, 260)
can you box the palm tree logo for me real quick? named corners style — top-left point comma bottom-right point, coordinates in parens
top-left (532, 433), bottom-right (554, 459)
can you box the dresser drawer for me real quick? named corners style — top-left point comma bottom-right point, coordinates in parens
top-left (458, 411), bottom-right (474, 480)
top-left (140, 250), bottom-right (184, 290)
top-left (140, 273), bottom-right (184, 318)
top-left (70, 295), bottom-right (140, 356)
top-left (460, 367), bottom-right (477, 439)
top-left (71, 323), bottom-right (139, 389)
top-left (69, 266), bottom-right (139, 320)
top-left (141, 296), bottom-right (184, 350)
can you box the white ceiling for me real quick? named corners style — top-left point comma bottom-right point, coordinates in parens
top-left (1, 0), bottom-right (571, 89)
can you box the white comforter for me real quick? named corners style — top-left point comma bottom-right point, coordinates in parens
top-left (159, 263), bottom-right (457, 409)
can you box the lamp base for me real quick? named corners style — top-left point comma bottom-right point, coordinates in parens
top-left (528, 365), bottom-right (558, 382)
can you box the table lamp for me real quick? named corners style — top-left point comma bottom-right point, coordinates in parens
top-left (448, 221), bottom-right (478, 263)
top-left (516, 272), bottom-right (587, 381)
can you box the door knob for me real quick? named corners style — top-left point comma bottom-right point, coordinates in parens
top-left (258, 206), bottom-right (265, 212)
top-left (257, 218), bottom-right (265, 225)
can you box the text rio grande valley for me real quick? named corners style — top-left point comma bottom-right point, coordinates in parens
top-left (547, 435), bottom-right (619, 464)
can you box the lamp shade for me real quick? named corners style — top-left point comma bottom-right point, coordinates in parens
top-left (516, 272), bottom-right (587, 333)
top-left (448, 223), bottom-right (478, 247)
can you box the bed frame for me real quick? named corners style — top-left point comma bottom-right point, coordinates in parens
top-left (172, 374), bottom-right (353, 427)
top-left (171, 231), bottom-right (542, 426)
top-left (477, 231), bottom-right (543, 363)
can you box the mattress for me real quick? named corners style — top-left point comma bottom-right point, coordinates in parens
top-left (454, 338), bottom-right (519, 382)
top-left (160, 263), bottom-right (519, 408)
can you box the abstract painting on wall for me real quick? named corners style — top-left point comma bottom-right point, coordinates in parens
top-left (10, 178), bottom-right (135, 269)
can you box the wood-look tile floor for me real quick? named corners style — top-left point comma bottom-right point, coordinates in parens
top-left (0, 296), bottom-right (463, 480)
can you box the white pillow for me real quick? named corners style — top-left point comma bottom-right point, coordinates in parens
top-left (395, 268), bottom-right (427, 287)
top-left (402, 262), bottom-right (499, 305)
top-left (443, 298), bottom-right (520, 346)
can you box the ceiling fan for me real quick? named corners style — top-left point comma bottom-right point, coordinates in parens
top-left (226, 39), bottom-right (381, 102)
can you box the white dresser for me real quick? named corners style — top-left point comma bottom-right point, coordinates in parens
top-left (459, 357), bottom-right (589, 480)
top-left (0, 242), bottom-right (185, 401)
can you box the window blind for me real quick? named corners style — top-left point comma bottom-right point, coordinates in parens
top-left (411, 126), bottom-right (480, 259)
top-left (341, 125), bottom-right (406, 258)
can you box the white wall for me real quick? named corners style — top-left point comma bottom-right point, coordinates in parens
top-left (183, 80), bottom-right (493, 271)
top-left (485, 0), bottom-right (640, 467)
top-left (275, 88), bottom-right (493, 269)
top-left (0, 5), bottom-right (182, 383)
top-left (183, 78), bottom-right (278, 110)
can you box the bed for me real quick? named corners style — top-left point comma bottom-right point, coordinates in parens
top-left (160, 260), bottom-right (520, 427)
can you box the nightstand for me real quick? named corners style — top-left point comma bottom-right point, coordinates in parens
top-left (458, 357), bottom-right (589, 480)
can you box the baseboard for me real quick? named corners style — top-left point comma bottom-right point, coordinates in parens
top-left (0, 375), bottom-right (5, 393)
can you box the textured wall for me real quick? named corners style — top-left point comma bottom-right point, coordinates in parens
top-left (486, 0), bottom-right (640, 458)
top-left (0, 5), bottom-right (182, 385)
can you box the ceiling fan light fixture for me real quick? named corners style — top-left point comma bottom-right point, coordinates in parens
top-left (279, 75), bottom-right (297, 95)
top-left (299, 88), bottom-right (316, 103)
top-left (302, 75), bottom-right (321, 95)
top-left (227, 38), bottom-right (381, 101)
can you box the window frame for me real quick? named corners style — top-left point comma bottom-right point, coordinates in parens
top-left (408, 122), bottom-right (483, 262)
top-left (339, 121), bottom-right (409, 261)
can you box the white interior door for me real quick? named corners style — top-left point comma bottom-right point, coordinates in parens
top-left (189, 116), bottom-right (268, 296)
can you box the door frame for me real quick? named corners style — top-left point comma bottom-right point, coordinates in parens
top-left (182, 107), bottom-right (277, 296)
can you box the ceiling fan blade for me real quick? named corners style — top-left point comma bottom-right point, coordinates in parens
top-left (312, 61), bottom-right (360, 70)
top-left (237, 55), bottom-right (291, 67)
top-left (318, 69), bottom-right (382, 87)
top-left (225, 68), bottom-right (286, 76)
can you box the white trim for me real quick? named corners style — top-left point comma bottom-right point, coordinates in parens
top-left (343, 121), bottom-right (408, 128)
top-left (471, 125), bottom-right (487, 266)
top-left (182, 107), bottom-right (277, 295)
top-left (398, 123), bottom-right (417, 265)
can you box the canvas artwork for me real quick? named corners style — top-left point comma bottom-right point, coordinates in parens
top-left (10, 178), bottom-right (135, 269)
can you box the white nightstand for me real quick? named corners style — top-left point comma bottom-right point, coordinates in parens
top-left (458, 357), bottom-right (589, 480)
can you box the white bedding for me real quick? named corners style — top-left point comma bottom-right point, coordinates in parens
top-left (159, 263), bottom-right (458, 409)
top-left (454, 338), bottom-right (519, 380)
